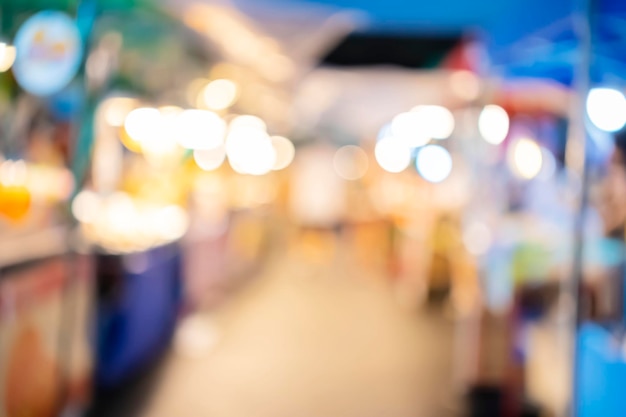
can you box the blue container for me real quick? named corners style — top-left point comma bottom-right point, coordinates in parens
top-left (577, 324), bottom-right (626, 417)
top-left (94, 242), bottom-right (183, 387)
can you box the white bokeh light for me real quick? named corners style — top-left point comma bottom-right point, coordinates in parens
top-left (271, 136), bottom-right (295, 170)
top-left (479, 105), bottom-right (510, 145)
top-left (411, 105), bottom-right (455, 139)
top-left (375, 137), bottom-right (412, 173)
top-left (124, 107), bottom-right (161, 144)
top-left (390, 112), bottom-right (430, 148)
top-left (416, 145), bottom-right (453, 183)
top-left (230, 115), bottom-right (267, 132)
top-left (226, 127), bottom-right (276, 175)
top-left (177, 109), bottom-right (226, 150)
top-left (586, 87), bottom-right (626, 132)
top-left (193, 146), bottom-right (226, 171)
top-left (72, 190), bottom-right (101, 224)
top-left (508, 137), bottom-right (543, 180)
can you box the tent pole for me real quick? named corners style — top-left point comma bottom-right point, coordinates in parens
top-left (566, 0), bottom-right (593, 415)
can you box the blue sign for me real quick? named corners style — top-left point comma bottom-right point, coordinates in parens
top-left (12, 11), bottom-right (83, 97)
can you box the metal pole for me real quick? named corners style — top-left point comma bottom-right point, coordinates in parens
top-left (566, 0), bottom-right (593, 415)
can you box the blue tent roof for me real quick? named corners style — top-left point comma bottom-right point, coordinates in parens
top-left (237, 0), bottom-right (626, 86)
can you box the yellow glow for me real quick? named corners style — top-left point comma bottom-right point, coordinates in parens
top-left (270, 136), bottom-right (295, 170)
top-left (450, 70), bottom-right (480, 101)
top-left (410, 105), bottom-right (455, 140)
top-left (0, 43), bottom-right (16, 73)
top-left (509, 137), bottom-right (543, 179)
top-left (193, 146), bottom-right (226, 171)
top-left (201, 79), bottom-right (238, 111)
top-left (260, 53), bottom-right (295, 82)
top-left (333, 145), bottom-right (369, 180)
top-left (79, 192), bottom-right (190, 253)
top-left (177, 109), bottom-right (226, 150)
top-left (102, 97), bottom-right (138, 127)
top-left (479, 105), bottom-right (509, 145)
top-left (374, 137), bottom-right (412, 173)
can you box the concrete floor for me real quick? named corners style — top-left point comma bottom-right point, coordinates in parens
top-left (142, 240), bottom-right (460, 417)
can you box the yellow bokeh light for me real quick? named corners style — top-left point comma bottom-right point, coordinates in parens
top-left (201, 79), bottom-right (238, 111)
top-left (0, 43), bottom-right (16, 73)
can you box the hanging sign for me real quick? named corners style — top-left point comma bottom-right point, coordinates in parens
top-left (12, 11), bottom-right (83, 96)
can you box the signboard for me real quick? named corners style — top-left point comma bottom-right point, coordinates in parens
top-left (12, 11), bottom-right (83, 96)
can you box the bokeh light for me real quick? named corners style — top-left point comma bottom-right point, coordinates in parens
top-left (463, 222), bottom-right (492, 256)
top-left (508, 137), bottom-right (543, 180)
top-left (374, 137), bottom-right (412, 173)
top-left (479, 105), bottom-right (510, 145)
top-left (72, 190), bottom-right (101, 224)
top-left (391, 112), bottom-right (430, 148)
top-left (0, 42), bottom-right (16, 73)
top-left (193, 146), bottom-right (226, 171)
top-left (537, 147), bottom-right (557, 181)
top-left (416, 145), bottom-right (453, 183)
top-left (333, 145), bottom-right (369, 181)
top-left (174, 314), bottom-right (220, 358)
top-left (226, 127), bottom-right (276, 175)
top-left (155, 205), bottom-right (189, 241)
top-left (124, 107), bottom-right (161, 144)
top-left (0, 159), bottom-right (27, 186)
top-left (177, 109), bottom-right (227, 150)
top-left (449, 70), bottom-right (480, 101)
top-left (201, 79), bottom-right (239, 111)
top-left (102, 97), bottom-right (139, 127)
top-left (230, 115), bottom-right (267, 132)
top-left (141, 106), bottom-right (181, 157)
top-left (411, 105), bottom-right (455, 139)
top-left (586, 87), bottom-right (626, 132)
top-left (271, 136), bottom-right (295, 170)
